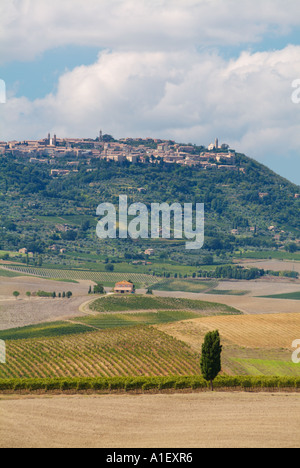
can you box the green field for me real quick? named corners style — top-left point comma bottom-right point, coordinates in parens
top-left (0, 322), bottom-right (93, 341)
top-left (1, 266), bottom-right (156, 287)
top-left (231, 358), bottom-right (300, 377)
top-left (0, 311), bottom-right (208, 341)
top-left (89, 294), bottom-right (241, 315)
top-left (205, 289), bottom-right (249, 296)
top-left (0, 269), bottom-right (24, 278)
top-left (74, 310), bottom-right (206, 330)
top-left (260, 291), bottom-right (300, 300)
top-left (238, 251), bottom-right (300, 261)
top-left (152, 278), bottom-right (217, 293)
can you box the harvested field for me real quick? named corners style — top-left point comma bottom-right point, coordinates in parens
top-left (212, 279), bottom-right (300, 297)
top-left (0, 275), bottom-right (93, 298)
top-left (157, 313), bottom-right (300, 376)
top-left (0, 393), bottom-right (299, 448)
top-left (157, 313), bottom-right (300, 350)
top-left (0, 275), bottom-right (96, 330)
top-left (0, 296), bottom-right (91, 330)
top-left (237, 259), bottom-right (300, 274)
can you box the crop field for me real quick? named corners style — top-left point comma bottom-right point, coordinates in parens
top-left (0, 327), bottom-right (200, 379)
top-left (0, 269), bottom-right (24, 278)
top-left (152, 278), bottom-right (218, 293)
top-left (1, 393), bottom-right (299, 448)
top-left (0, 322), bottom-right (93, 341)
top-left (1, 266), bottom-right (155, 287)
top-left (89, 294), bottom-right (241, 315)
top-left (260, 291), bottom-right (300, 300)
top-left (0, 311), bottom-right (207, 340)
top-left (157, 313), bottom-right (300, 376)
top-left (205, 289), bottom-right (249, 296)
top-left (238, 251), bottom-right (300, 262)
top-left (73, 310), bottom-right (207, 329)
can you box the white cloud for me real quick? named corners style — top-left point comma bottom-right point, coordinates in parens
top-left (1, 0), bottom-right (300, 63)
top-left (2, 45), bottom-right (300, 168)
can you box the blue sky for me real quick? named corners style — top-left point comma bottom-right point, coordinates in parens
top-left (1, 46), bottom-right (101, 100)
top-left (0, 0), bottom-right (300, 185)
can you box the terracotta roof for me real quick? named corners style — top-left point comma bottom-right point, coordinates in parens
top-left (115, 281), bottom-right (133, 286)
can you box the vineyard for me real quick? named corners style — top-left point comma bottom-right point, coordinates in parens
top-left (1, 266), bottom-right (155, 287)
top-left (89, 294), bottom-right (241, 314)
top-left (0, 327), bottom-right (201, 379)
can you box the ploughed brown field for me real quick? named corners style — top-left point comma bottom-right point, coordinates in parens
top-left (0, 393), bottom-right (299, 448)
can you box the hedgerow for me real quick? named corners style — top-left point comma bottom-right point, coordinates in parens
top-left (1, 375), bottom-right (300, 392)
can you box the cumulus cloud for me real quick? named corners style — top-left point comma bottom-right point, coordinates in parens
top-left (1, 0), bottom-right (300, 63)
top-left (2, 46), bottom-right (300, 154)
top-left (1, 1), bottom-right (300, 182)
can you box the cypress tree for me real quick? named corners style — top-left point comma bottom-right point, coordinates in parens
top-left (200, 330), bottom-right (222, 391)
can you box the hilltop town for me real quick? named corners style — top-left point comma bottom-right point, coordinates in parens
top-left (0, 133), bottom-right (245, 176)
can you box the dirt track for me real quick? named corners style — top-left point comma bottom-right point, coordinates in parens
top-left (0, 393), bottom-right (299, 448)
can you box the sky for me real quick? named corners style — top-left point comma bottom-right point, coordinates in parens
top-left (0, 0), bottom-right (300, 185)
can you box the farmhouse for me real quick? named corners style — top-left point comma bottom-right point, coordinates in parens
top-left (114, 281), bottom-right (135, 294)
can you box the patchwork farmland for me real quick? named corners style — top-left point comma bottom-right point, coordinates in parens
top-left (1, 265), bottom-right (155, 287)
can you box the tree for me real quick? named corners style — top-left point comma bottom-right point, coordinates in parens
top-left (105, 264), bottom-right (114, 272)
top-left (93, 283), bottom-right (105, 295)
top-left (286, 243), bottom-right (298, 253)
top-left (66, 291), bottom-right (73, 299)
top-left (26, 291), bottom-right (31, 300)
top-left (200, 330), bottom-right (222, 391)
top-left (13, 291), bottom-right (20, 300)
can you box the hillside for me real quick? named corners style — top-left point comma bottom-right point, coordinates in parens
top-left (0, 145), bottom-right (299, 269)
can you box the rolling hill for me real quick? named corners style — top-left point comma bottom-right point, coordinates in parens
top-left (0, 146), bottom-right (299, 268)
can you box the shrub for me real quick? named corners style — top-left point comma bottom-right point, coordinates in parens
top-left (124, 377), bottom-right (146, 391)
top-left (91, 379), bottom-right (110, 391)
top-left (109, 378), bottom-right (127, 391)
